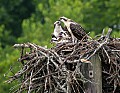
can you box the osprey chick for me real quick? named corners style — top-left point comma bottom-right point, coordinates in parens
top-left (59, 16), bottom-right (87, 43)
top-left (51, 20), bottom-right (71, 44)
top-left (51, 21), bottom-right (62, 44)
top-left (52, 21), bottom-right (62, 38)
top-left (57, 30), bottom-right (71, 44)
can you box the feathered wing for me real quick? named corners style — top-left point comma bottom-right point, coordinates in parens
top-left (70, 23), bottom-right (87, 40)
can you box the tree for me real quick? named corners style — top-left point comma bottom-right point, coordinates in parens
top-left (81, 0), bottom-right (120, 34)
top-left (0, 0), bottom-right (36, 37)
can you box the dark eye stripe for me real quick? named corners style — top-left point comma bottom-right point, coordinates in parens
top-left (60, 17), bottom-right (67, 21)
top-left (58, 21), bottom-right (60, 24)
top-left (63, 19), bottom-right (67, 21)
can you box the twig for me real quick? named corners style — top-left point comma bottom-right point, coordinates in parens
top-left (28, 70), bottom-right (33, 93)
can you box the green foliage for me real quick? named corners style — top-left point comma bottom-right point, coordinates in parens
top-left (0, 0), bottom-right (119, 92)
top-left (0, 47), bottom-right (20, 93)
top-left (82, 0), bottom-right (120, 33)
top-left (0, 0), bottom-right (35, 48)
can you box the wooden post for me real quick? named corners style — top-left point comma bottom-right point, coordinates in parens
top-left (91, 54), bottom-right (102, 93)
top-left (80, 54), bottom-right (102, 93)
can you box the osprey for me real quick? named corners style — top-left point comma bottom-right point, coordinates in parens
top-left (59, 16), bottom-right (87, 43)
top-left (52, 21), bottom-right (62, 38)
top-left (57, 30), bottom-right (71, 43)
top-left (51, 20), bottom-right (71, 44)
top-left (51, 21), bottom-right (62, 44)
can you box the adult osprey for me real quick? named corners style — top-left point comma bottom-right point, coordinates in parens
top-left (51, 20), bottom-right (71, 44)
top-left (59, 16), bottom-right (87, 43)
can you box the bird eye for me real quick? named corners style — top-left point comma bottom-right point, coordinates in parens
top-left (58, 21), bottom-right (61, 24)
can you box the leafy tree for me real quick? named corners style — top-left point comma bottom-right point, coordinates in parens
top-left (0, 0), bottom-right (35, 37)
top-left (82, 0), bottom-right (120, 34)
top-left (0, 0), bottom-right (35, 47)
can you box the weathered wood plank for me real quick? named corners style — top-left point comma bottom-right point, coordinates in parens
top-left (80, 54), bottom-right (102, 93)
top-left (91, 54), bottom-right (102, 93)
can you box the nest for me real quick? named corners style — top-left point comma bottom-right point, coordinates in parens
top-left (6, 29), bottom-right (120, 93)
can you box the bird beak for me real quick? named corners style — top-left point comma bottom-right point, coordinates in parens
top-left (51, 34), bottom-right (56, 38)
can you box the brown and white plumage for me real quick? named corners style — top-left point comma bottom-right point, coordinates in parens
top-left (57, 31), bottom-right (71, 44)
top-left (51, 20), bottom-right (71, 44)
top-left (52, 21), bottom-right (62, 39)
top-left (59, 16), bottom-right (87, 43)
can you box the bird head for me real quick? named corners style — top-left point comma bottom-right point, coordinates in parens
top-left (59, 16), bottom-right (73, 28)
top-left (54, 20), bottom-right (61, 28)
top-left (59, 16), bottom-right (73, 23)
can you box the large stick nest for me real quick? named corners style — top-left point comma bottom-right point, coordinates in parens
top-left (6, 29), bottom-right (120, 93)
